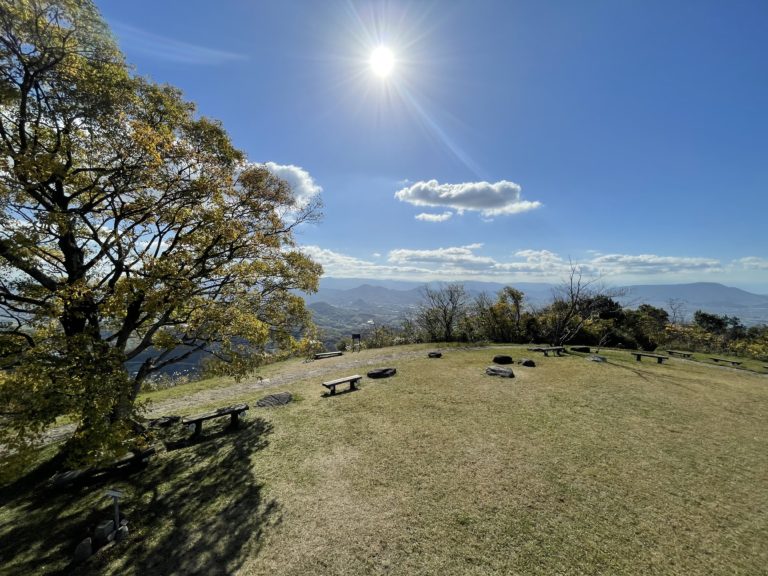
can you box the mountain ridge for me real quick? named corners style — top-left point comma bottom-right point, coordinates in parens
top-left (305, 280), bottom-right (768, 336)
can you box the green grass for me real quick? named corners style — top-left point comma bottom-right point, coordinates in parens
top-left (1, 345), bottom-right (767, 575)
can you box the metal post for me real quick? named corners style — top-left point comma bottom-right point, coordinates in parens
top-left (106, 489), bottom-right (124, 529)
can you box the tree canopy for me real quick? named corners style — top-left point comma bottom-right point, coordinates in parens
top-left (0, 0), bottom-right (322, 465)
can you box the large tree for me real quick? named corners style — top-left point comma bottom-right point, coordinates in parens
top-left (538, 264), bottom-right (623, 346)
top-left (415, 283), bottom-right (468, 342)
top-left (0, 0), bottom-right (321, 464)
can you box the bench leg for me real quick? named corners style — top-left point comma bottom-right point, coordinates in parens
top-left (657, 357), bottom-right (663, 364)
top-left (635, 355), bottom-right (641, 361)
top-left (230, 412), bottom-right (240, 429)
top-left (329, 385), bottom-right (336, 395)
top-left (192, 422), bottom-right (202, 437)
top-left (349, 380), bottom-right (358, 391)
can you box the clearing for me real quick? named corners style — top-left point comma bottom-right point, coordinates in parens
top-left (1, 344), bottom-right (766, 575)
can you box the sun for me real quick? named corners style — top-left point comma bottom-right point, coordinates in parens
top-left (370, 45), bottom-right (395, 77)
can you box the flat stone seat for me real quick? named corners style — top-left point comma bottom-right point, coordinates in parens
top-left (428, 351), bottom-right (442, 358)
top-left (256, 392), bottom-right (293, 408)
top-left (367, 367), bottom-right (396, 379)
top-left (492, 355), bottom-right (513, 364)
top-left (486, 366), bottom-right (515, 378)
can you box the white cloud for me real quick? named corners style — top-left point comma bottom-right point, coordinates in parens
top-left (301, 245), bottom-right (429, 278)
top-left (395, 179), bottom-right (541, 217)
top-left (388, 244), bottom-right (494, 270)
top-left (261, 162), bottom-right (322, 207)
top-left (415, 211), bottom-right (453, 222)
top-left (493, 250), bottom-right (572, 274)
top-left (300, 244), bottom-right (742, 284)
top-left (736, 256), bottom-right (768, 270)
top-left (590, 253), bottom-right (722, 275)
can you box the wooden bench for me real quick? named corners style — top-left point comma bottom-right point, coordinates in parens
top-left (633, 352), bottom-right (668, 364)
top-left (667, 350), bottom-right (693, 358)
top-left (527, 346), bottom-right (565, 357)
top-left (51, 446), bottom-right (157, 487)
top-left (710, 357), bottom-right (742, 366)
top-left (182, 403), bottom-right (249, 437)
top-left (322, 374), bottom-right (362, 395)
top-left (314, 351), bottom-right (343, 360)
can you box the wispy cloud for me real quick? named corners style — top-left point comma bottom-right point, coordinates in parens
top-left (415, 211), bottom-right (453, 222)
top-left (111, 22), bottom-right (247, 65)
top-left (395, 179), bottom-right (541, 217)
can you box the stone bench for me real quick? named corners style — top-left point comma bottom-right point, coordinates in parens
top-left (182, 403), bottom-right (249, 437)
top-left (633, 352), bottom-right (668, 364)
top-left (322, 374), bottom-right (362, 395)
top-left (710, 357), bottom-right (742, 366)
top-left (51, 446), bottom-right (157, 487)
top-left (314, 351), bottom-right (343, 360)
top-left (667, 350), bottom-right (693, 358)
top-left (527, 346), bottom-right (565, 357)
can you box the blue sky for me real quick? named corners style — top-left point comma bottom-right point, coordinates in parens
top-left (99, 0), bottom-right (768, 292)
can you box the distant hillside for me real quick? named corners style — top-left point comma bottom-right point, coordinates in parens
top-left (305, 280), bottom-right (768, 344)
top-left (622, 282), bottom-right (768, 306)
top-left (619, 282), bottom-right (768, 325)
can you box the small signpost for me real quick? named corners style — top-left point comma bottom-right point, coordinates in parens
top-left (352, 333), bottom-right (361, 352)
top-left (105, 489), bottom-right (123, 529)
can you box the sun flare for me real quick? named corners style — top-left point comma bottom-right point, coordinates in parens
top-left (370, 45), bottom-right (395, 77)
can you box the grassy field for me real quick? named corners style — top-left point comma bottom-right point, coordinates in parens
top-left (1, 345), bottom-right (767, 575)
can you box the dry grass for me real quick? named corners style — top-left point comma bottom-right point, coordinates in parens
top-left (1, 345), bottom-right (766, 575)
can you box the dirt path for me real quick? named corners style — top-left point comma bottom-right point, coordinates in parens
top-left (37, 346), bottom-right (446, 447)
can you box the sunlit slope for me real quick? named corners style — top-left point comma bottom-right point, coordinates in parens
top-left (2, 345), bottom-right (766, 576)
top-left (232, 347), bottom-right (768, 575)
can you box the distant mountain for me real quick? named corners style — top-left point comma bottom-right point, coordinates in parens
top-left (622, 282), bottom-right (768, 306)
top-left (305, 280), bottom-right (768, 338)
top-left (304, 284), bottom-right (424, 309)
top-left (619, 282), bottom-right (768, 325)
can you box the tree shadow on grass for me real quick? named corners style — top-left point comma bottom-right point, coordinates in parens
top-left (0, 417), bottom-right (278, 576)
